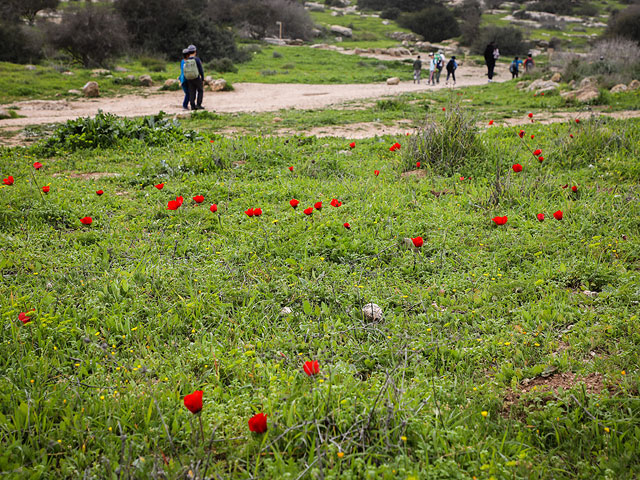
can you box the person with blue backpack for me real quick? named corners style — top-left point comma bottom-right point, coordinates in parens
top-left (183, 44), bottom-right (205, 110)
top-left (179, 48), bottom-right (190, 110)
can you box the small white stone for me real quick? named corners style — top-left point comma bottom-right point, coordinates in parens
top-left (280, 307), bottom-right (293, 316)
top-left (362, 303), bottom-right (383, 322)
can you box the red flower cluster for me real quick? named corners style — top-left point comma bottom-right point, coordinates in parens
top-left (3, 176), bottom-right (14, 186)
top-left (512, 164), bottom-right (523, 173)
top-left (80, 216), bottom-right (93, 225)
top-left (193, 195), bottom-right (204, 204)
top-left (167, 196), bottom-right (184, 210)
top-left (492, 216), bottom-right (508, 225)
top-left (330, 198), bottom-right (342, 207)
top-left (33, 162), bottom-right (43, 170)
top-left (389, 142), bottom-right (401, 152)
top-left (249, 413), bottom-right (268, 433)
top-left (349, 142), bottom-right (356, 149)
top-left (290, 198), bottom-right (300, 209)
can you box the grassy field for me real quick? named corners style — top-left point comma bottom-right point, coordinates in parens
top-left (1, 105), bottom-right (639, 478)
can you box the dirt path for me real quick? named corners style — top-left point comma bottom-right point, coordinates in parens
top-left (0, 63), bottom-right (501, 133)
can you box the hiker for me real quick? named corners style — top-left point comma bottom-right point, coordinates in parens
top-left (179, 48), bottom-right (190, 110)
top-left (435, 51), bottom-right (445, 84)
top-left (445, 56), bottom-right (458, 86)
top-left (428, 53), bottom-right (436, 86)
top-left (484, 42), bottom-right (498, 82)
top-left (509, 56), bottom-right (522, 79)
top-left (413, 55), bottom-right (422, 84)
top-left (184, 44), bottom-right (205, 110)
top-left (524, 53), bottom-right (535, 73)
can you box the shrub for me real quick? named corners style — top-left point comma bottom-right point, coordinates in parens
top-left (140, 57), bottom-right (166, 72)
top-left (34, 111), bottom-right (199, 155)
top-left (2, 0), bottom-right (59, 25)
top-left (405, 105), bottom-right (487, 176)
top-left (0, 22), bottom-right (44, 64)
top-left (358, 0), bottom-right (429, 12)
top-left (470, 26), bottom-right (529, 56)
top-left (605, 5), bottom-right (640, 44)
top-left (456, 0), bottom-right (482, 47)
top-left (207, 57), bottom-right (238, 73)
top-left (380, 7), bottom-right (401, 19)
top-left (398, 5), bottom-right (460, 42)
top-left (46, 6), bottom-right (129, 67)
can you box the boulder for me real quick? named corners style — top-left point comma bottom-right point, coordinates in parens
top-left (550, 72), bottom-right (562, 83)
top-left (387, 47), bottom-right (411, 57)
top-left (354, 47), bottom-right (370, 54)
top-left (386, 77), bottom-right (400, 85)
top-left (91, 68), bottom-right (111, 77)
top-left (516, 81), bottom-right (527, 89)
top-left (138, 75), bottom-right (153, 87)
top-left (330, 25), bottom-right (352, 37)
top-left (575, 86), bottom-right (599, 103)
top-left (67, 89), bottom-right (81, 95)
top-left (114, 66), bottom-right (128, 73)
top-left (209, 79), bottom-right (227, 92)
top-left (579, 77), bottom-right (596, 88)
top-left (163, 79), bottom-right (180, 88)
top-left (25, 65), bottom-right (37, 71)
top-left (82, 81), bottom-right (99, 97)
top-left (264, 37), bottom-right (286, 46)
top-left (610, 84), bottom-right (627, 94)
top-left (628, 79), bottom-right (640, 90)
top-left (310, 43), bottom-right (329, 49)
top-left (525, 79), bottom-right (559, 93)
top-left (203, 75), bottom-right (214, 86)
top-left (362, 303), bottom-right (383, 322)
top-left (62, 71), bottom-right (74, 76)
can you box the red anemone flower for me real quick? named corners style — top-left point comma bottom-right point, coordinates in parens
top-left (569, 134), bottom-right (574, 138)
top-left (193, 195), bottom-right (204, 204)
top-left (531, 135), bottom-right (535, 139)
top-left (33, 162), bottom-right (43, 170)
top-left (553, 210), bottom-right (563, 220)
top-left (183, 390), bottom-right (203, 414)
top-left (442, 107), bottom-right (446, 111)
top-left (538, 156), bottom-right (544, 162)
top-left (571, 186), bottom-right (577, 192)
top-left (303, 360), bottom-right (320, 376)
top-left (155, 183), bottom-right (165, 190)
top-left (19, 312), bottom-right (32, 324)
top-left (210, 204), bottom-right (218, 213)
top-left (416, 162), bottom-right (421, 168)
top-left (288, 166), bottom-right (294, 172)
top-left (411, 236), bottom-right (424, 248)
top-left (349, 142), bottom-right (356, 149)
top-left (492, 216), bottom-right (508, 225)
top-left (80, 216), bottom-right (93, 225)
top-left (3, 176), bottom-right (14, 185)
top-left (42, 186), bottom-right (50, 194)
top-left (176, 196), bottom-right (184, 206)
top-left (167, 200), bottom-right (180, 210)
top-left (314, 202), bottom-right (322, 211)
top-left (537, 213), bottom-right (545, 222)
top-left (374, 170), bottom-right (380, 176)
top-left (528, 113), bottom-right (533, 118)
top-left (512, 164), bottom-right (523, 173)
top-left (303, 207), bottom-right (313, 216)
top-left (518, 130), bottom-right (525, 138)
top-left (290, 199), bottom-right (300, 209)
top-left (575, 118), bottom-right (580, 124)
top-left (248, 413), bottom-right (268, 433)
top-left (96, 190), bottom-right (104, 196)
top-left (343, 222), bottom-right (351, 229)
top-left (533, 149), bottom-right (542, 156)
top-left (330, 198), bottom-right (342, 207)
top-left (245, 208), bottom-right (254, 217)
top-left (488, 120), bottom-right (494, 125)
top-left (253, 208), bottom-right (262, 216)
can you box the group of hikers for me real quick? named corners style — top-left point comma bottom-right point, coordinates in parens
top-left (179, 44), bottom-right (205, 111)
top-left (410, 43), bottom-right (535, 87)
top-left (412, 52), bottom-right (458, 86)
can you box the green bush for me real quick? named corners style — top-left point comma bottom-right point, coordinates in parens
top-left (405, 105), bottom-right (487, 175)
top-left (605, 4), bottom-right (640, 43)
top-left (34, 111), bottom-right (199, 155)
top-left (140, 56), bottom-right (166, 72)
top-left (398, 5), bottom-right (460, 42)
top-left (206, 57), bottom-right (238, 73)
top-left (471, 26), bottom-right (529, 56)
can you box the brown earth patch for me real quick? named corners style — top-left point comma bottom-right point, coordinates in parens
top-left (54, 172), bottom-right (121, 180)
top-left (503, 372), bottom-right (606, 417)
top-left (401, 169), bottom-right (426, 178)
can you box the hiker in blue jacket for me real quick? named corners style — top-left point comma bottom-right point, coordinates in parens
top-left (184, 44), bottom-right (205, 110)
top-left (179, 48), bottom-right (190, 110)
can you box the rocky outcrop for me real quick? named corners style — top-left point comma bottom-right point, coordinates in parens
top-left (526, 79), bottom-right (559, 94)
top-left (610, 84), bottom-right (627, 94)
top-left (82, 81), bottom-right (99, 97)
top-left (550, 72), bottom-right (562, 83)
top-left (138, 75), bottom-right (153, 87)
top-left (628, 79), bottom-right (640, 90)
top-left (209, 79), bottom-right (227, 92)
top-left (330, 25), bottom-right (352, 37)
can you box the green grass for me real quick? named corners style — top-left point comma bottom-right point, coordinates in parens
top-left (1, 110), bottom-right (639, 478)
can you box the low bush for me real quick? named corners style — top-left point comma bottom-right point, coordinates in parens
top-left (34, 111), bottom-right (199, 155)
top-left (398, 5), bottom-right (460, 42)
top-left (0, 21), bottom-right (44, 64)
top-left (605, 5), bottom-right (640, 44)
top-left (405, 105), bottom-right (487, 175)
top-left (380, 7), bottom-right (401, 19)
top-left (470, 26), bottom-right (529, 56)
top-left (140, 56), bottom-right (166, 72)
top-left (207, 57), bottom-right (238, 73)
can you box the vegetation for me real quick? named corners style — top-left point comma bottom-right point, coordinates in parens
top-left (1, 108), bottom-right (639, 478)
top-left (398, 4), bottom-right (461, 42)
top-left (605, 4), bottom-right (640, 44)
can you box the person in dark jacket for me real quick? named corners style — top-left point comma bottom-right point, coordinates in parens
top-left (484, 42), bottom-right (497, 82)
top-left (179, 48), bottom-right (190, 110)
top-left (185, 44), bottom-right (205, 110)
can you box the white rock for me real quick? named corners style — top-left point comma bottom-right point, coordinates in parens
top-left (330, 25), bottom-right (353, 37)
top-left (280, 307), bottom-right (293, 316)
top-left (386, 77), bottom-right (400, 85)
top-left (362, 303), bottom-right (383, 322)
top-left (138, 75), bottom-right (153, 87)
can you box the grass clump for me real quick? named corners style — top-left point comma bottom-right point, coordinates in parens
top-left (406, 105), bottom-right (487, 175)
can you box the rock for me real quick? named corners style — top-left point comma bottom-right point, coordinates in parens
top-left (628, 79), bottom-right (640, 90)
top-left (335, 36), bottom-right (343, 42)
top-left (387, 47), bottom-right (411, 57)
top-left (280, 306), bottom-right (293, 316)
top-left (550, 72), bottom-right (562, 83)
top-left (610, 84), bottom-right (627, 94)
top-left (362, 303), bottom-right (383, 322)
top-left (386, 77), bottom-right (400, 85)
top-left (62, 71), bottom-right (74, 76)
top-left (579, 77), bottom-right (596, 88)
top-left (126, 75), bottom-right (136, 82)
top-left (210, 79), bottom-right (226, 92)
top-left (310, 43), bottom-right (329, 49)
top-left (402, 40), bottom-right (409, 47)
top-left (163, 79), bottom-right (180, 88)
top-left (526, 79), bottom-right (559, 92)
top-left (138, 75), bottom-right (153, 87)
top-left (583, 290), bottom-right (598, 298)
top-left (272, 117), bottom-right (283, 123)
top-left (114, 66), bottom-right (128, 73)
top-left (82, 81), bottom-right (99, 97)
top-left (382, 20), bottom-right (390, 25)
top-left (330, 25), bottom-right (353, 37)
top-left (25, 65), bottom-right (36, 71)
top-left (264, 37), bottom-right (286, 46)
top-left (354, 47), bottom-right (370, 54)
top-left (575, 86), bottom-right (599, 103)
top-left (67, 89), bottom-right (81, 95)
top-left (0, 108), bottom-right (10, 120)
top-left (203, 75), bottom-right (213, 86)
top-left (516, 81), bottom-right (527, 89)
top-left (91, 68), bottom-right (111, 77)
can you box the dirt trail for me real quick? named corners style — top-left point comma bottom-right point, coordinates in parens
top-left (0, 64), bottom-right (501, 132)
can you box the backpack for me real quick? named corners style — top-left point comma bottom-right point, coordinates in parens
top-left (435, 55), bottom-right (443, 69)
top-left (446, 59), bottom-right (456, 71)
top-left (184, 58), bottom-right (199, 80)
top-left (509, 62), bottom-right (516, 73)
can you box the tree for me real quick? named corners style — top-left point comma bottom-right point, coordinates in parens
top-left (358, 0), bottom-right (430, 11)
top-left (398, 4), bottom-right (460, 42)
top-left (3, 0), bottom-right (60, 25)
top-left (47, 6), bottom-right (129, 67)
top-left (606, 5), bottom-right (640, 44)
